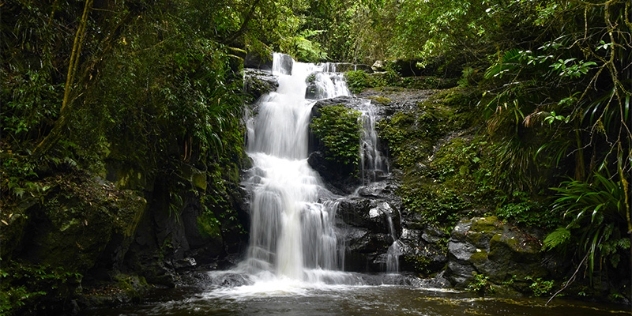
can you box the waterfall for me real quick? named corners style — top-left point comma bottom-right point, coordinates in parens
top-left (370, 201), bottom-right (401, 274)
top-left (241, 53), bottom-right (350, 280)
top-left (385, 217), bottom-right (402, 274)
top-left (357, 100), bottom-right (388, 184)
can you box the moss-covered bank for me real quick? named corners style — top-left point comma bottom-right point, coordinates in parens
top-left (350, 70), bottom-right (630, 304)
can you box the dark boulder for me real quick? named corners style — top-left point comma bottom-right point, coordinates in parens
top-left (445, 216), bottom-right (548, 290)
top-left (244, 69), bottom-right (279, 102)
top-left (244, 53), bottom-right (273, 70)
top-left (337, 198), bottom-right (401, 236)
top-left (399, 228), bottom-right (448, 275)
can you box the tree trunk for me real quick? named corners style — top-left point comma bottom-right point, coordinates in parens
top-left (32, 0), bottom-right (93, 158)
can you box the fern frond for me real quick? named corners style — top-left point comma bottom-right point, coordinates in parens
top-left (542, 227), bottom-right (571, 251)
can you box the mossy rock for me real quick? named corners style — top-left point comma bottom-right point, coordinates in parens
top-left (487, 283), bottom-right (524, 297)
top-left (310, 104), bottom-right (362, 171)
top-left (470, 216), bottom-right (499, 233)
top-left (463, 217), bottom-right (501, 249)
top-left (78, 274), bottom-right (151, 307)
top-left (469, 249), bottom-right (489, 264)
top-left (104, 160), bottom-right (150, 191)
top-left (114, 273), bottom-right (150, 299)
top-left (488, 232), bottom-right (541, 262)
top-left (378, 88), bottom-right (491, 229)
top-left (368, 95), bottom-right (392, 105)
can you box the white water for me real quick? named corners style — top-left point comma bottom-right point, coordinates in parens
top-left (357, 100), bottom-right (388, 183)
top-left (386, 216), bottom-right (402, 274)
top-left (240, 54), bottom-right (350, 284)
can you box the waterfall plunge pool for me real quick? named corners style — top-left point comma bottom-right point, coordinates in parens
top-left (84, 278), bottom-right (630, 316)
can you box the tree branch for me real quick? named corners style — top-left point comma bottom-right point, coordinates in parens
top-left (32, 0), bottom-right (93, 157)
top-left (223, 0), bottom-right (262, 44)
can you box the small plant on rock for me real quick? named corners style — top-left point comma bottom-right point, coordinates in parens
top-left (525, 276), bottom-right (553, 297)
top-left (466, 273), bottom-right (495, 295)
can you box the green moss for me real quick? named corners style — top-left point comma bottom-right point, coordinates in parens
top-left (191, 171), bottom-right (207, 190)
top-left (489, 234), bottom-right (504, 245)
top-left (114, 274), bottom-right (149, 299)
top-left (376, 87), bottom-right (499, 230)
top-left (368, 95), bottom-right (392, 105)
top-left (372, 86), bottom-right (406, 92)
top-left (197, 211), bottom-right (221, 238)
top-left (465, 231), bottom-right (491, 248)
top-left (105, 161), bottom-right (148, 191)
top-left (344, 70), bottom-right (398, 94)
top-left (311, 105), bottom-right (362, 168)
top-left (470, 216), bottom-right (499, 232)
top-left (470, 250), bottom-right (489, 264)
top-left (345, 70), bottom-right (379, 94)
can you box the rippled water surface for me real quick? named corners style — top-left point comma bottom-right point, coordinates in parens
top-left (85, 281), bottom-right (630, 316)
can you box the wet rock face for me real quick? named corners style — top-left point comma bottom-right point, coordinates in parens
top-left (334, 186), bottom-right (404, 272)
top-left (335, 190), bottom-right (452, 275)
top-left (244, 53), bottom-right (273, 70)
top-left (275, 54), bottom-right (294, 75)
top-left (399, 227), bottom-right (449, 275)
top-left (338, 198), bottom-right (401, 236)
top-left (445, 216), bottom-right (548, 289)
top-left (244, 69), bottom-right (279, 102)
top-left (356, 88), bottom-right (434, 118)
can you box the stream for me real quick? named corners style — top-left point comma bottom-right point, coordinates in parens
top-left (85, 282), bottom-right (630, 315)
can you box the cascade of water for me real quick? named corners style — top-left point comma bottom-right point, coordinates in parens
top-left (372, 202), bottom-right (400, 274)
top-left (357, 100), bottom-right (388, 184)
top-left (242, 53), bottom-right (350, 281)
top-left (306, 64), bottom-right (350, 99)
top-left (385, 218), bottom-right (401, 274)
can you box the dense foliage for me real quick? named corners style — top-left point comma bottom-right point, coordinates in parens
top-left (0, 0), bottom-right (306, 313)
top-left (350, 0), bottom-right (631, 296)
top-left (1, 0), bottom-right (630, 310)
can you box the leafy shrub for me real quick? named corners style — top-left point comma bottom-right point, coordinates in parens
top-left (525, 276), bottom-right (554, 297)
top-left (544, 172), bottom-right (631, 280)
top-left (496, 191), bottom-right (559, 229)
top-left (0, 262), bottom-right (81, 315)
top-left (344, 70), bottom-right (371, 94)
top-left (467, 273), bottom-right (495, 295)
